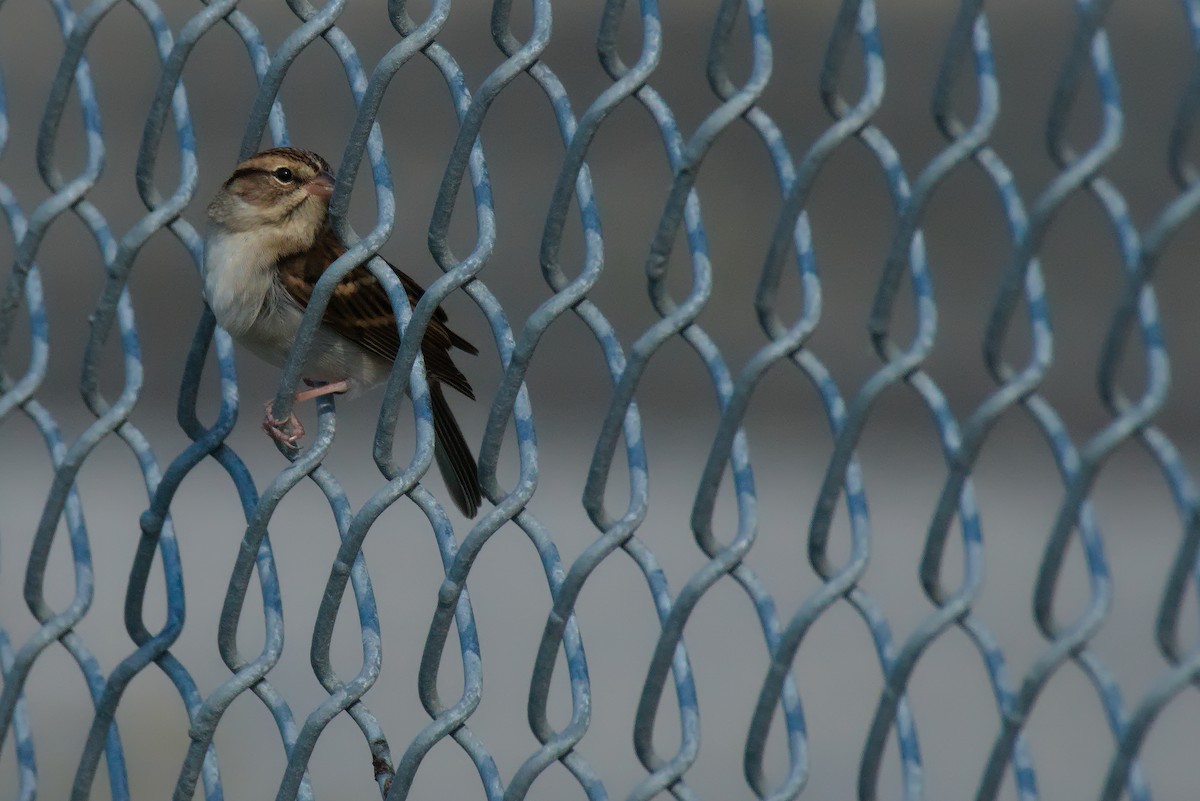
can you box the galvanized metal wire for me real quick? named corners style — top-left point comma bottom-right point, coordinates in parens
top-left (2, 0), bottom-right (1199, 799)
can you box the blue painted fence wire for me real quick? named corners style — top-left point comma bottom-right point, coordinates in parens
top-left (1, 1), bottom-right (1199, 799)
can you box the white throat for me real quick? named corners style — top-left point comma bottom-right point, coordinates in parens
top-left (202, 226), bottom-right (281, 336)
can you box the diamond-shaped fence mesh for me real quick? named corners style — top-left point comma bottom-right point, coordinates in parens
top-left (2, 1), bottom-right (1200, 799)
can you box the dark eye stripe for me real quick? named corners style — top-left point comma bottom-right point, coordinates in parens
top-left (224, 166), bottom-right (272, 187)
top-left (224, 165), bottom-right (306, 189)
top-left (246, 148), bottom-right (331, 175)
top-left (225, 149), bottom-right (332, 188)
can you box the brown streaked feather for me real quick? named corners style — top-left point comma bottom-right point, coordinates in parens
top-left (430, 382), bottom-right (482, 517)
top-left (274, 228), bottom-right (478, 399)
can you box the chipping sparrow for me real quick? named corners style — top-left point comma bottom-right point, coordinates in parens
top-left (202, 147), bottom-right (482, 517)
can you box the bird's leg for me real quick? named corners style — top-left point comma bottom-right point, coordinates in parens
top-left (261, 380), bottom-right (350, 447)
top-left (294, 379), bottom-right (350, 403)
top-left (262, 401), bottom-right (304, 446)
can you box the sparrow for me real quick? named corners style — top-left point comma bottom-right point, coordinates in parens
top-left (201, 147), bottom-right (482, 517)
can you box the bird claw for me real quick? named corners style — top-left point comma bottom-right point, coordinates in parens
top-left (262, 401), bottom-right (305, 447)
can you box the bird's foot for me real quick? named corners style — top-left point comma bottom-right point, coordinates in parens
top-left (262, 401), bottom-right (305, 447)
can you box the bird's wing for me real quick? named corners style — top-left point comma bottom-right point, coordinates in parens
top-left (275, 230), bottom-right (477, 399)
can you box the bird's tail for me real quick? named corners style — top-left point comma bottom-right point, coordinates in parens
top-left (430, 382), bottom-right (482, 517)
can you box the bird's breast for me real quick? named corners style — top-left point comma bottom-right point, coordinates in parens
top-left (202, 227), bottom-right (391, 396)
top-left (202, 228), bottom-right (280, 337)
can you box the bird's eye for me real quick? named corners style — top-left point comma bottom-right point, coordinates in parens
top-left (272, 167), bottom-right (295, 183)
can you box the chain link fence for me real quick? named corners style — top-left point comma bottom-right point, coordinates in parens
top-left (2, 1), bottom-right (1200, 799)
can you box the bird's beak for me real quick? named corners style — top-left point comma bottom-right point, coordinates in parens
top-left (305, 171), bottom-right (335, 199)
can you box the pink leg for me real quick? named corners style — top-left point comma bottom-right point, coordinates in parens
top-left (261, 380), bottom-right (351, 448)
top-left (293, 379), bottom-right (350, 403)
top-left (262, 401), bottom-right (305, 446)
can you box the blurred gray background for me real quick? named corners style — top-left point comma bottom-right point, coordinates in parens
top-left (3, 1), bottom-right (1200, 799)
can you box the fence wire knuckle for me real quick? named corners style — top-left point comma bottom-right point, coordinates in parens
top-left (3, 0), bottom-right (1200, 799)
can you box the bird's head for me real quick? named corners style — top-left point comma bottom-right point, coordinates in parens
top-left (207, 147), bottom-right (335, 255)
